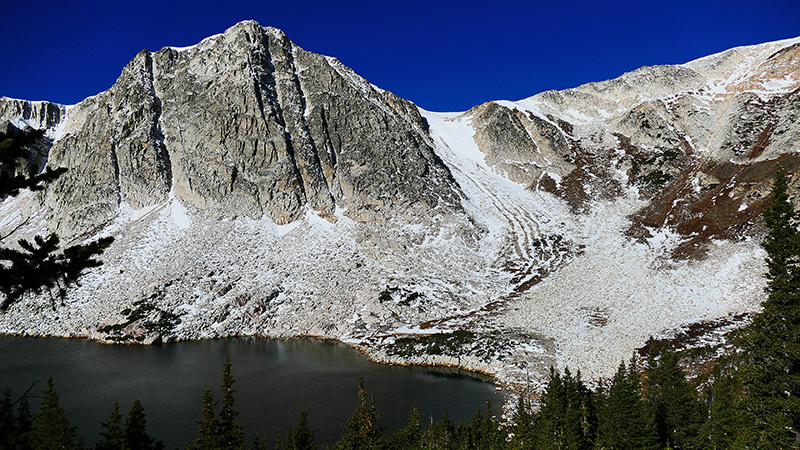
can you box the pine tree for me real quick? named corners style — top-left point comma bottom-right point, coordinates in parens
top-left (0, 386), bottom-right (14, 450)
top-left (461, 403), bottom-right (504, 450)
top-left (95, 400), bottom-right (124, 450)
top-left (392, 406), bottom-right (422, 450)
top-left (186, 387), bottom-right (218, 450)
top-left (217, 356), bottom-right (246, 450)
top-left (290, 411), bottom-right (316, 450)
top-left (30, 375), bottom-right (78, 450)
top-left (700, 374), bottom-right (748, 450)
top-left (730, 167), bottom-right (800, 448)
top-left (0, 126), bottom-right (113, 311)
top-left (336, 378), bottom-right (385, 450)
top-left (596, 360), bottom-right (659, 450)
top-left (642, 348), bottom-right (704, 449)
top-left (122, 400), bottom-right (163, 450)
top-left (422, 412), bottom-right (455, 450)
top-left (535, 367), bottom-right (596, 450)
top-left (508, 395), bottom-right (536, 450)
top-left (14, 395), bottom-right (33, 450)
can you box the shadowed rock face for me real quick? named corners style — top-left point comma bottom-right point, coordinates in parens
top-left (18, 20), bottom-right (462, 236)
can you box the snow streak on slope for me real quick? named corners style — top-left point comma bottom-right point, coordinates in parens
top-left (423, 111), bottom-right (575, 300)
top-left (423, 108), bottom-right (768, 383)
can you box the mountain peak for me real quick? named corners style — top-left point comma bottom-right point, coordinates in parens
top-left (1, 30), bottom-right (799, 387)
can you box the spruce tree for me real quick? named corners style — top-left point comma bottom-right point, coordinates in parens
top-left (731, 167), bottom-right (800, 448)
top-left (290, 411), bottom-right (316, 450)
top-left (596, 360), bottom-right (658, 450)
top-left (0, 126), bottom-right (113, 311)
top-left (14, 395), bottom-right (33, 450)
top-left (642, 348), bottom-right (704, 449)
top-left (535, 367), bottom-right (596, 450)
top-left (392, 406), bottom-right (422, 450)
top-left (700, 374), bottom-right (747, 450)
top-left (217, 356), bottom-right (246, 450)
top-left (508, 395), bottom-right (536, 450)
top-left (95, 400), bottom-right (124, 450)
top-left (335, 378), bottom-right (385, 450)
top-left (186, 386), bottom-right (218, 450)
top-left (30, 376), bottom-right (78, 450)
top-left (422, 412), bottom-right (454, 450)
top-left (122, 399), bottom-right (163, 450)
top-left (0, 386), bottom-right (13, 450)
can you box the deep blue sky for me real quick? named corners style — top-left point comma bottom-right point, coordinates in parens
top-left (1, 0), bottom-right (798, 112)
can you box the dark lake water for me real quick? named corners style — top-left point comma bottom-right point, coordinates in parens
top-left (0, 336), bottom-right (500, 448)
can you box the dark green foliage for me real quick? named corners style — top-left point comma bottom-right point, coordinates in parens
top-left (336, 378), bottom-right (385, 450)
top-left (98, 288), bottom-right (183, 342)
top-left (14, 395), bottom-right (33, 450)
top-left (391, 407), bottom-right (422, 450)
top-left (0, 127), bottom-right (113, 311)
top-left (95, 401), bottom-right (124, 450)
top-left (535, 367), bottom-right (596, 450)
top-left (596, 360), bottom-right (659, 450)
top-left (0, 387), bottom-right (13, 450)
top-left (508, 396), bottom-right (535, 450)
top-left (275, 411), bottom-right (317, 450)
top-left (460, 404), bottom-right (505, 450)
top-left (0, 234), bottom-right (113, 310)
top-left (186, 387), bottom-right (217, 450)
top-left (421, 412), bottom-right (455, 450)
top-left (0, 128), bottom-right (66, 197)
top-left (123, 400), bottom-right (163, 450)
top-left (700, 374), bottom-right (748, 450)
top-left (724, 168), bottom-right (800, 448)
top-left (217, 356), bottom-right (246, 450)
top-left (760, 168), bottom-right (800, 300)
top-left (31, 376), bottom-right (79, 450)
top-left (642, 348), bottom-right (704, 449)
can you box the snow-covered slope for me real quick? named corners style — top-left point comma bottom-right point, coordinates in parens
top-left (1, 24), bottom-right (799, 388)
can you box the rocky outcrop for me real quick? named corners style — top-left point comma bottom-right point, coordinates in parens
top-left (24, 21), bottom-right (463, 237)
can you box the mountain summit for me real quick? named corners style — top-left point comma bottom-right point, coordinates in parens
top-left (2, 21), bottom-right (799, 386)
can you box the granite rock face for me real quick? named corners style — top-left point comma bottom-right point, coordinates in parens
top-left (13, 21), bottom-right (462, 237)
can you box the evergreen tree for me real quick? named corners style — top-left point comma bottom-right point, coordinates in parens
top-left (730, 167), bottom-right (800, 448)
top-left (508, 395), bottom-right (536, 450)
top-left (290, 411), bottom-right (316, 450)
top-left (122, 400), bottom-right (163, 450)
top-left (422, 412), bottom-right (455, 450)
top-left (14, 395), bottom-right (33, 450)
top-left (251, 433), bottom-right (270, 450)
top-left (95, 400), bottom-right (124, 450)
top-left (276, 411), bottom-right (317, 450)
top-left (535, 367), bottom-right (596, 450)
top-left (0, 127), bottom-right (113, 311)
top-left (461, 403), bottom-right (504, 450)
top-left (642, 348), bottom-right (704, 449)
top-left (0, 386), bottom-right (13, 450)
top-left (217, 356), bottom-right (246, 450)
top-left (596, 360), bottom-right (658, 450)
top-left (186, 387), bottom-right (218, 450)
top-left (700, 374), bottom-right (748, 450)
top-left (336, 378), bottom-right (385, 450)
top-left (30, 375), bottom-right (78, 450)
top-left (392, 406), bottom-right (422, 450)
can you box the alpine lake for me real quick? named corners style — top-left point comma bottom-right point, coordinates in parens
top-left (0, 335), bottom-right (501, 448)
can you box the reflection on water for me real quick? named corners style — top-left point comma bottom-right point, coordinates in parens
top-left (0, 336), bottom-right (499, 448)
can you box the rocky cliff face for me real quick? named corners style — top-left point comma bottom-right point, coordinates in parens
top-left (8, 21), bottom-right (462, 238)
top-left (1, 23), bottom-right (799, 388)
